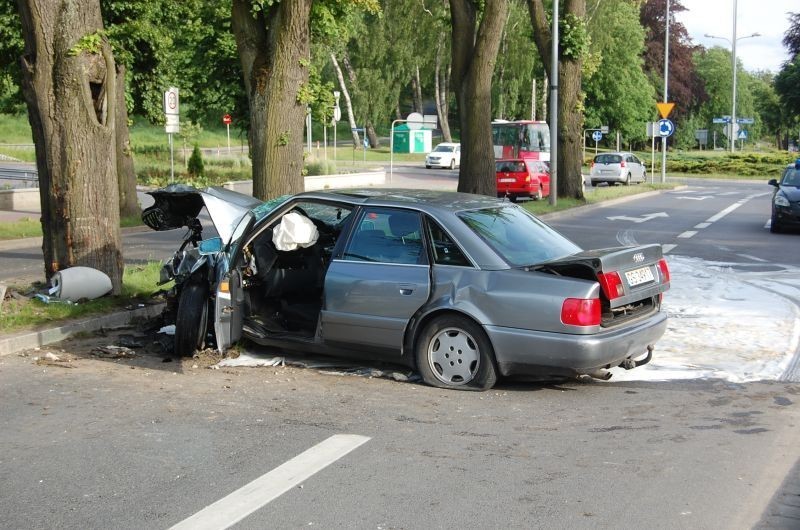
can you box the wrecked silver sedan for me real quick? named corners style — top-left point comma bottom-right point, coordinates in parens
top-left (143, 185), bottom-right (670, 391)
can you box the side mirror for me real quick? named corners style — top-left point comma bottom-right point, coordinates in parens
top-left (198, 237), bottom-right (223, 255)
top-left (768, 179), bottom-right (779, 187)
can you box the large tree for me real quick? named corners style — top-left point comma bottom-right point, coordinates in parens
top-left (231, 0), bottom-right (312, 200)
top-left (450, 0), bottom-right (509, 196)
top-left (527, 0), bottom-right (587, 200)
top-left (16, 0), bottom-right (124, 292)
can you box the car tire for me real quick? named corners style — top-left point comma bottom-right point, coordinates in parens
top-left (625, 173), bottom-right (632, 185)
top-left (174, 282), bottom-right (209, 358)
top-left (415, 314), bottom-right (498, 391)
top-left (770, 211), bottom-right (782, 233)
top-left (449, 159), bottom-right (456, 170)
top-left (533, 185), bottom-right (543, 201)
top-left (425, 165), bottom-right (431, 169)
top-left (641, 171), bottom-right (647, 183)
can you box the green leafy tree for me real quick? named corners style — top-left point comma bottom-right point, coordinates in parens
top-left (584, 0), bottom-right (654, 146)
top-left (187, 144), bottom-right (204, 177)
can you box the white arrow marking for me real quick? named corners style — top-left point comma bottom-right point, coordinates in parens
top-left (676, 196), bottom-right (713, 201)
top-left (607, 212), bottom-right (669, 223)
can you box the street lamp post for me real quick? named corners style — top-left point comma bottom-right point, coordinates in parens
top-left (705, 0), bottom-right (760, 152)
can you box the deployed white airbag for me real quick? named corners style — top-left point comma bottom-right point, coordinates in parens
top-left (272, 212), bottom-right (319, 251)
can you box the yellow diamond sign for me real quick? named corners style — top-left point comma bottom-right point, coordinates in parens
top-left (657, 102), bottom-right (675, 119)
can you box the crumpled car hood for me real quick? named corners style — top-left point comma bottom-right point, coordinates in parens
top-left (142, 183), bottom-right (263, 244)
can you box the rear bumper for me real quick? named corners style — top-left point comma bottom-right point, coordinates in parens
top-left (590, 173), bottom-right (625, 183)
top-left (486, 312), bottom-right (668, 378)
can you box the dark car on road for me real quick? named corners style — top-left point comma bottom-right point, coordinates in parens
top-left (143, 186), bottom-right (671, 391)
top-left (769, 160), bottom-right (800, 233)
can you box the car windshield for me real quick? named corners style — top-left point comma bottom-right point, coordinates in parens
top-left (458, 206), bottom-right (580, 267)
top-left (595, 154), bottom-right (622, 164)
top-left (781, 168), bottom-right (800, 186)
top-left (433, 145), bottom-right (455, 153)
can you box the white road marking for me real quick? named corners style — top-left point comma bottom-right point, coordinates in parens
top-left (765, 219), bottom-right (772, 229)
top-left (676, 196), bottom-right (713, 201)
top-left (737, 254), bottom-right (768, 263)
top-left (170, 434), bottom-right (371, 530)
top-left (607, 212), bottom-right (669, 223)
top-left (662, 244), bottom-right (677, 254)
top-left (678, 231), bottom-right (697, 239)
top-left (694, 222), bottom-right (711, 229)
top-left (705, 201), bottom-right (744, 223)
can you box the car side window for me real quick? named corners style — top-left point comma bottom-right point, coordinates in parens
top-left (343, 208), bottom-right (427, 265)
top-left (425, 218), bottom-right (471, 267)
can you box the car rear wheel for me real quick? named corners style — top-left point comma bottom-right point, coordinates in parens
top-left (641, 171), bottom-right (647, 183)
top-left (533, 185), bottom-right (543, 201)
top-left (415, 314), bottom-right (497, 391)
top-left (174, 282), bottom-right (209, 358)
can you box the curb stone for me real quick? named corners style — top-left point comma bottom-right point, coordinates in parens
top-left (0, 302), bottom-right (165, 357)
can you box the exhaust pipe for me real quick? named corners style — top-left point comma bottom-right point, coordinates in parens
top-left (587, 369), bottom-right (612, 381)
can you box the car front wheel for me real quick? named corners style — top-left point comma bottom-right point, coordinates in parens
top-left (449, 159), bottom-right (456, 170)
top-left (770, 210), bottom-right (782, 233)
top-left (625, 173), bottom-right (632, 185)
top-left (415, 314), bottom-right (497, 391)
top-left (174, 282), bottom-right (209, 357)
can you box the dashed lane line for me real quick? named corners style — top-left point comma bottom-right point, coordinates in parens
top-left (170, 434), bottom-right (371, 530)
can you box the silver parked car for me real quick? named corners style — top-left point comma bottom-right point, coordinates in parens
top-left (590, 152), bottom-right (647, 186)
top-left (143, 186), bottom-right (670, 391)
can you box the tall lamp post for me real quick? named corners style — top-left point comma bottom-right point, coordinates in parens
top-left (704, 0), bottom-right (760, 152)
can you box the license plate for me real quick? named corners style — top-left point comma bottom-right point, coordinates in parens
top-left (625, 266), bottom-right (654, 286)
top-left (499, 178), bottom-right (515, 183)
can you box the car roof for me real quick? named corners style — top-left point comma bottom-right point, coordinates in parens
top-left (435, 142), bottom-right (460, 147)
top-left (595, 151), bottom-right (632, 157)
top-left (293, 188), bottom-right (503, 215)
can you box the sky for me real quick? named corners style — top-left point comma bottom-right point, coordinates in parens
top-left (675, 0), bottom-right (796, 73)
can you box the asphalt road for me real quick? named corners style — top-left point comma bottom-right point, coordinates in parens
top-left (2, 172), bottom-right (800, 529)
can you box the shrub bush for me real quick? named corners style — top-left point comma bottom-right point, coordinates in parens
top-left (187, 145), bottom-right (204, 177)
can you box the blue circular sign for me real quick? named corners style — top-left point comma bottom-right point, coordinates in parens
top-left (657, 119), bottom-right (675, 137)
top-left (592, 130), bottom-right (603, 142)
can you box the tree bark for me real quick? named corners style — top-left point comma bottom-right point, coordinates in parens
top-left (330, 52), bottom-right (360, 147)
top-left (412, 64), bottom-right (423, 113)
top-left (232, 0), bottom-right (311, 201)
top-left (16, 0), bottom-right (123, 293)
top-left (115, 64), bottom-right (139, 219)
top-left (527, 0), bottom-right (585, 200)
top-left (450, 0), bottom-right (509, 196)
top-left (435, 41), bottom-right (453, 143)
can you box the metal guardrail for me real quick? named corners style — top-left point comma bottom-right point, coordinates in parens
top-left (0, 167), bottom-right (39, 188)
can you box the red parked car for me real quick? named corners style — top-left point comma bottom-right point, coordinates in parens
top-left (496, 159), bottom-right (551, 202)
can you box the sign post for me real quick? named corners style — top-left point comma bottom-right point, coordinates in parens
top-left (657, 102), bottom-right (675, 183)
top-left (222, 114), bottom-right (232, 152)
top-left (163, 87), bottom-right (180, 182)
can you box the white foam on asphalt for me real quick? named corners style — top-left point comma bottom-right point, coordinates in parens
top-left (611, 255), bottom-right (800, 383)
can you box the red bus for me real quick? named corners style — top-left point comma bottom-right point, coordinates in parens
top-left (491, 120), bottom-right (550, 162)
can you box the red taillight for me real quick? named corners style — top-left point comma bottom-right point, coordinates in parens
top-left (561, 298), bottom-right (601, 326)
top-left (658, 258), bottom-right (670, 283)
top-left (597, 271), bottom-right (624, 300)
top-left (620, 161), bottom-right (626, 168)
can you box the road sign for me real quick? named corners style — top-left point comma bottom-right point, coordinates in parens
top-left (737, 117), bottom-right (754, 124)
top-left (657, 119), bottom-right (675, 137)
top-left (165, 114), bottom-right (179, 126)
top-left (657, 102), bottom-right (675, 119)
top-left (738, 130), bottom-right (748, 140)
top-left (407, 112), bottom-right (424, 130)
top-left (712, 117), bottom-right (730, 124)
top-left (163, 87), bottom-right (179, 115)
top-left (333, 106), bottom-right (341, 122)
top-left (222, 114), bottom-right (232, 125)
top-left (592, 130), bottom-right (603, 142)
top-left (600, 125), bottom-right (609, 134)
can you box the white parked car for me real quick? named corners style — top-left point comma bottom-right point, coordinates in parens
top-left (590, 152), bottom-right (646, 186)
top-left (425, 142), bottom-right (461, 170)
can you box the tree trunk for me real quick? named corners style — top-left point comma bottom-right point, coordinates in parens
top-left (330, 52), bottom-right (360, 147)
top-left (527, 0), bottom-right (585, 200)
top-left (450, 0), bottom-right (509, 196)
top-left (232, 0), bottom-right (311, 201)
top-left (412, 64), bottom-right (423, 113)
top-left (16, 0), bottom-right (123, 293)
top-left (435, 41), bottom-right (453, 143)
top-left (115, 64), bottom-right (139, 219)
top-left (366, 122), bottom-right (379, 148)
